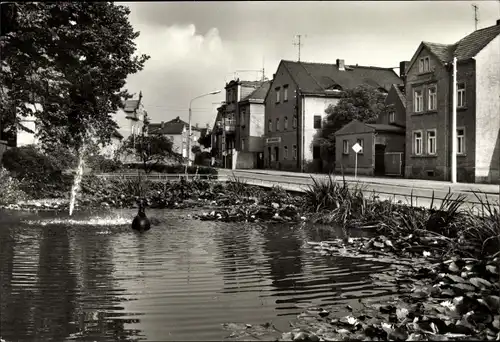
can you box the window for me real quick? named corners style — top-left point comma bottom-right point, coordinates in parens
top-left (419, 56), bottom-right (430, 73)
top-left (457, 128), bottom-right (465, 154)
top-left (275, 87), bottom-right (280, 103)
top-left (292, 145), bottom-right (297, 160)
top-left (240, 110), bottom-right (245, 127)
top-left (343, 140), bottom-right (349, 154)
top-left (457, 83), bottom-right (466, 108)
top-left (313, 115), bottom-right (322, 129)
top-left (413, 131), bottom-right (423, 155)
top-left (268, 119), bottom-right (272, 132)
top-left (241, 139), bottom-right (245, 151)
top-left (389, 111), bottom-right (395, 123)
top-left (356, 139), bottom-right (364, 154)
top-left (276, 118), bottom-right (280, 131)
top-left (284, 146), bottom-right (288, 159)
top-left (428, 86), bottom-right (437, 111)
top-left (270, 147), bottom-right (275, 161)
top-left (414, 90), bottom-right (423, 112)
top-left (284, 116), bottom-right (288, 130)
top-left (313, 145), bottom-right (320, 159)
top-left (283, 85), bottom-right (289, 102)
top-left (427, 129), bottom-right (436, 155)
top-left (293, 115), bottom-right (297, 128)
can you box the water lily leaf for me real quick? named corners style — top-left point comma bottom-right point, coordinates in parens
top-left (469, 277), bottom-right (492, 289)
top-left (492, 315), bottom-right (500, 330)
top-left (446, 274), bottom-right (465, 283)
top-left (396, 307), bottom-right (409, 321)
top-left (486, 265), bottom-right (498, 275)
top-left (484, 296), bottom-right (500, 312)
top-left (450, 283), bottom-right (475, 292)
top-left (373, 241), bottom-right (385, 249)
top-left (448, 262), bottom-right (460, 273)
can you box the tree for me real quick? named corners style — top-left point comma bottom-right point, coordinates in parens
top-left (191, 145), bottom-right (202, 155)
top-left (0, 2), bottom-right (150, 153)
top-left (198, 133), bottom-right (211, 149)
top-left (314, 85), bottom-right (393, 163)
top-left (122, 134), bottom-right (184, 173)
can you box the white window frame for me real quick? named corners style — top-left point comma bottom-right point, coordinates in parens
top-left (414, 89), bottom-right (423, 113)
top-left (426, 129), bottom-right (437, 155)
top-left (413, 130), bottom-right (423, 155)
top-left (268, 119), bottom-right (272, 132)
top-left (292, 144), bottom-right (297, 160)
top-left (276, 118), bottom-right (280, 131)
top-left (275, 87), bottom-right (280, 103)
top-left (428, 86), bottom-right (437, 111)
top-left (284, 116), bottom-right (288, 130)
top-left (343, 140), bottom-right (349, 154)
top-left (284, 146), bottom-right (288, 159)
top-left (457, 127), bottom-right (466, 155)
top-left (283, 85), bottom-right (288, 102)
top-left (389, 111), bottom-right (395, 123)
top-left (457, 83), bottom-right (466, 108)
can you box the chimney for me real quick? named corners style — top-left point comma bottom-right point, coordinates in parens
top-left (336, 59), bottom-right (345, 71)
top-left (160, 121), bottom-right (164, 128)
top-left (399, 61), bottom-right (410, 82)
top-left (497, 19), bottom-right (500, 25)
top-left (195, 123), bottom-right (199, 129)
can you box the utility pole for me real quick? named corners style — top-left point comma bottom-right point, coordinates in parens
top-left (472, 4), bottom-right (479, 31)
top-left (293, 34), bottom-right (305, 62)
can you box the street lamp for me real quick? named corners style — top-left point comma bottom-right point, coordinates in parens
top-left (185, 90), bottom-right (221, 175)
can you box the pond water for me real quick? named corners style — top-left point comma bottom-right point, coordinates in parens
top-left (0, 208), bottom-right (398, 341)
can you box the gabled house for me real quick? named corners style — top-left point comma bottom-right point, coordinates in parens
top-left (212, 79), bottom-right (267, 169)
top-left (236, 80), bottom-right (271, 169)
top-left (264, 59), bottom-right (402, 172)
top-left (148, 116), bottom-right (202, 160)
top-left (334, 82), bottom-right (407, 176)
top-left (405, 20), bottom-right (500, 184)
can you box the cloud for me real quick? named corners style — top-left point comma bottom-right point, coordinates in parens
top-left (124, 23), bottom-right (230, 127)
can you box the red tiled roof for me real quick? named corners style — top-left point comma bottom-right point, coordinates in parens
top-left (281, 60), bottom-right (402, 95)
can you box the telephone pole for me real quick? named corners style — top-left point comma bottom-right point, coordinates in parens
top-left (293, 34), bottom-right (305, 62)
top-left (472, 4), bottom-right (479, 31)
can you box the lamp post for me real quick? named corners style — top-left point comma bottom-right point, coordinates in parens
top-left (185, 90), bottom-right (221, 176)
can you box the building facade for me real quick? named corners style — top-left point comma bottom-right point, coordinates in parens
top-left (334, 83), bottom-right (407, 176)
top-left (264, 59), bottom-right (403, 172)
top-left (405, 21), bottom-right (500, 184)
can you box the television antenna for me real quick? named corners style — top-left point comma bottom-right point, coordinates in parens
top-left (293, 34), bottom-right (306, 62)
top-left (472, 4), bottom-right (479, 31)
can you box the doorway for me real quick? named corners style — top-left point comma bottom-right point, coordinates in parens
top-left (274, 146), bottom-right (279, 167)
top-left (374, 144), bottom-right (386, 176)
top-left (257, 153), bottom-right (264, 169)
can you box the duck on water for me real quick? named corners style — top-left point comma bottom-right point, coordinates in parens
top-left (132, 199), bottom-right (151, 232)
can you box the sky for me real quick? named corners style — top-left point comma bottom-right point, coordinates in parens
top-left (119, 1), bottom-right (500, 129)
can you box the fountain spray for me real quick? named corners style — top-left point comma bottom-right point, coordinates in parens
top-left (68, 145), bottom-right (87, 216)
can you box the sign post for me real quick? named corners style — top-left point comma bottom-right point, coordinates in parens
top-left (352, 142), bottom-right (363, 180)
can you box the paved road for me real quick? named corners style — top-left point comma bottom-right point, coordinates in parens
top-left (217, 168), bottom-right (500, 211)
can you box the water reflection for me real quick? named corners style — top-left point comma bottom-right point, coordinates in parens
top-left (1, 209), bottom-right (399, 342)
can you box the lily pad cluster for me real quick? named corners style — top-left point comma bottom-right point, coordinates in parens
top-left (196, 202), bottom-right (305, 223)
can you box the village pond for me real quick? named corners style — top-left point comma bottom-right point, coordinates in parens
top-left (0, 208), bottom-right (401, 341)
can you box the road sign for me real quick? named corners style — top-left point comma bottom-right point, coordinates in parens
top-left (352, 142), bottom-right (362, 154)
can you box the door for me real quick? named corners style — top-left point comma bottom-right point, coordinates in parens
top-left (257, 153), bottom-right (264, 169)
top-left (274, 146), bottom-right (280, 169)
top-left (267, 147), bottom-right (272, 167)
top-left (374, 144), bottom-right (386, 176)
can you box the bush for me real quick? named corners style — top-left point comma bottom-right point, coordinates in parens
top-left (87, 154), bottom-right (123, 173)
top-left (123, 163), bottom-right (218, 176)
top-left (0, 167), bottom-right (28, 204)
top-left (1, 145), bottom-right (73, 199)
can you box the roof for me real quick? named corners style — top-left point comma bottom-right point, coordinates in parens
top-left (149, 122), bottom-right (185, 135)
top-left (226, 79), bottom-right (265, 89)
top-left (280, 60), bottom-right (402, 96)
top-left (409, 23), bottom-right (500, 70)
top-left (124, 99), bottom-right (140, 113)
top-left (393, 84), bottom-right (406, 108)
top-left (240, 81), bottom-right (271, 103)
top-left (112, 129), bottom-right (123, 140)
top-left (365, 123), bottom-right (405, 133)
top-left (335, 120), bottom-right (405, 136)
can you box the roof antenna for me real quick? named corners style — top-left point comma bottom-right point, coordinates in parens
top-left (293, 34), bottom-right (306, 62)
top-left (472, 4), bottom-right (479, 31)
